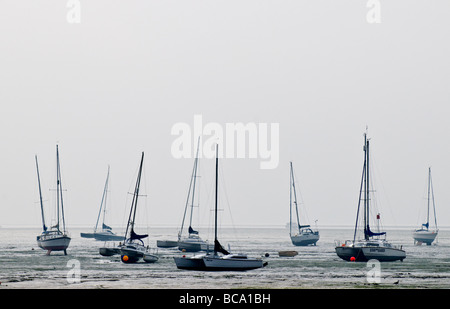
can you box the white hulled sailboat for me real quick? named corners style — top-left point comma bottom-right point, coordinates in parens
top-left (289, 162), bottom-right (319, 246)
top-left (35, 146), bottom-right (71, 255)
top-left (177, 138), bottom-right (211, 252)
top-left (413, 167), bottom-right (438, 245)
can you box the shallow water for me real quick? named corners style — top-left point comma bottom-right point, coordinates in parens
top-left (1, 227), bottom-right (449, 289)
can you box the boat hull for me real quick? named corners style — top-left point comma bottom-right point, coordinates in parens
top-left (80, 233), bottom-right (95, 238)
top-left (174, 256), bottom-right (206, 270)
top-left (37, 235), bottom-right (71, 252)
top-left (143, 253), bottom-right (159, 263)
top-left (361, 247), bottom-right (406, 261)
top-left (99, 247), bottom-right (120, 256)
top-left (120, 247), bottom-right (144, 263)
top-left (157, 240), bottom-right (178, 248)
top-left (178, 241), bottom-right (202, 252)
top-left (94, 233), bottom-right (125, 242)
top-left (291, 233), bottom-right (320, 246)
top-left (335, 246), bottom-right (406, 262)
top-left (174, 254), bottom-right (264, 271)
top-left (202, 256), bottom-right (264, 271)
top-left (178, 241), bottom-right (212, 252)
top-left (413, 230), bottom-right (437, 245)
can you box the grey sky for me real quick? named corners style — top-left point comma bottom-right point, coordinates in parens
top-left (1, 1), bottom-right (449, 230)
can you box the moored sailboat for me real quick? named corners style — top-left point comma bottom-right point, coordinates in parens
top-left (119, 152), bottom-right (158, 263)
top-left (335, 132), bottom-right (405, 262)
top-left (81, 166), bottom-right (125, 241)
top-left (413, 167), bottom-right (438, 245)
top-left (177, 138), bottom-right (211, 252)
top-left (35, 146), bottom-right (71, 255)
top-left (288, 162), bottom-right (319, 246)
top-left (174, 144), bottom-right (266, 271)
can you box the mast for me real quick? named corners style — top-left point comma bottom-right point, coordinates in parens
top-left (56, 146), bottom-right (60, 231)
top-left (353, 159), bottom-right (366, 243)
top-left (95, 165), bottom-right (110, 232)
top-left (364, 134), bottom-right (370, 240)
top-left (214, 144), bottom-right (219, 249)
top-left (289, 162), bottom-right (293, 237)
top-left (290, 162), bottom-right (301, 233)
top-left (124, 152), bottom-right (146, 240)
top-left (56, 145), bottom-right (67, 233)
top-left (212, 144), bottom-right (230, 256)
top-left (361, 133), bottom-right (385, 240)
top-left (179, 137), bottom-right (200, 239)
top-left (35, 155), bottom-right (47, 232)
top-left (430, 169), bottom-right (438, 230)
top-left (426, 167), bottom-right (431, 230)
top-left (189, 137), bottom-right (201, 234)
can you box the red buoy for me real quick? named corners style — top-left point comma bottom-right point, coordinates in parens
top-left (350, 256), bottom-right (356, 262)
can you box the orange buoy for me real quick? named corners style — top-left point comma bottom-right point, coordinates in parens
top-left (122, 255), bottom-right (129, 262)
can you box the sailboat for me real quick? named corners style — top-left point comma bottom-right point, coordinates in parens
top-left (335, 132), bottom-right (406, 262)
top-left (81, 166), bottom-right (125, 241)
top-left (35, 146), bottom-right (71, 255)
top-left (174, 144), bottom-right (266, 271)
top-left (119, 152), bottom-right (158, 263)
top-left (177, 138), bottom-right (211, 252)
top-left (289, 162), bottom-right (319, 246)
top-left (413, 167), bottom-right (438, 245)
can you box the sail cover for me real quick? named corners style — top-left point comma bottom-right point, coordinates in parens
top-left (130, 229), bottom-right (148, 240)
top-left (188, 226), bottom-right (199, 235)
top-left (366, 225), bottom-right (386, 237)
top-left (214, 239), bottom-right (230, 255)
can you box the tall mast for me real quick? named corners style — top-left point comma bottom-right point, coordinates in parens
top-left (179, 137), bottom-right (200, 239)
top-left (211, 144), bottom-right (229, 256)
top-left (289, 162), bottom-right (293, 237)
top-left (56, 146), bottom-right (60, 230)
top-left (125, 152), bottom-right (144, 238)
top-left (56, 145), bottom-right (67, 233)
top-left (431, 169), bottom-right (438, 230)
top-left (35, 155), bottom-right (47, 232)
top-left (95, 165), bottom-right (110, 232)
top-left (364, 133), bottom-right (370, 240)
top-left (426, 167), bottom-right (431, 230)
top-left (353, 159), bottom-right (366, 243)
top-left (214, 144), bottom-right (219, 248)
top-left (290, 162), bottom-right (301, 233)
top-left (189, 137), bottom-right (201, 231)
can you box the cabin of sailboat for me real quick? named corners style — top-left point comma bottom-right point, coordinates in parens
top-left (335, 133), bottom-right (405, 262)
top-left (413, 167), bottom-right (438, 245)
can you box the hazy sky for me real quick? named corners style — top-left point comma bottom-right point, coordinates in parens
top-left (1, 1), bottom-right (449, 231)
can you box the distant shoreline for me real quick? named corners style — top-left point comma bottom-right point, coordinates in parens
top-left (1, 224), bottom-right (449, 231)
